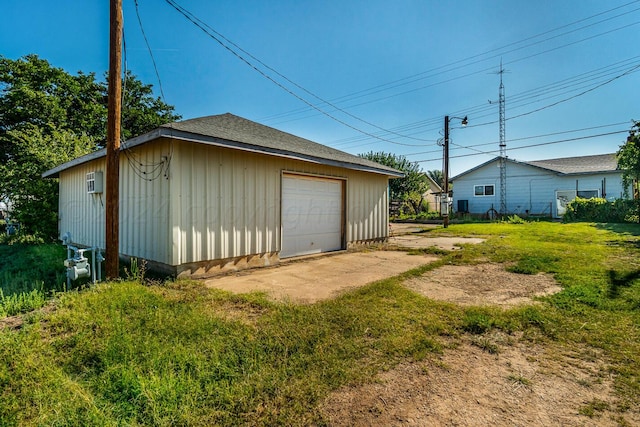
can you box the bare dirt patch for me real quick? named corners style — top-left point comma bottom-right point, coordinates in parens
top-left (320, 263), bottom-right (638, 426)
top-left (320, 335), bottom-right (638, 426)
top-left (405, 263), bottom-right (561, 307)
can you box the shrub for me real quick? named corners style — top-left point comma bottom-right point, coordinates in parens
top-left (563, 198), bottom-right (639, 223)
top-left (504, 214), bottom-right (527, 224)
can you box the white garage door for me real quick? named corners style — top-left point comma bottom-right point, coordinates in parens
top-left (281, 174), bottom-right (343, 258)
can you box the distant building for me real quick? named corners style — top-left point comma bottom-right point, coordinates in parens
top-left (450, 153), bottom-right (629, 218)
top-left (423, 174), bottom-right (443, 213)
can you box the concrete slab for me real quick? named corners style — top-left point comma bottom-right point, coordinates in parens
top-left (203, 251), bottom-right (437, 304)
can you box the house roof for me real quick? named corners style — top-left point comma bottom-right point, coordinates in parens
top-left (451, 153), bottom-right (619, 182)
top-left (526, 153), bottom-right (618, 174)
top-left (43, 113), bottom-right (403, 178)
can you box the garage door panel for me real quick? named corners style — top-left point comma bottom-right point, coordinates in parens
top-left (281, 175), bottom-right (343, 258)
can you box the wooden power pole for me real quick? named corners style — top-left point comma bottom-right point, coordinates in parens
top-left (443, 116), bottom-right (450, 228)
top-left (105, 0), bottom-right (123, 279)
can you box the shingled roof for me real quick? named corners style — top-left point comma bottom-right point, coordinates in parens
top-left (525, 153), bottom-right (618, 174)
top-left (43, 113), bottom-right (403, 178)
top-left (451, 153), bottom-right (619, 181)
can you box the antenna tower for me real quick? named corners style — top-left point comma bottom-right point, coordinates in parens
top-left (497, 61), bottom-right (507, 215)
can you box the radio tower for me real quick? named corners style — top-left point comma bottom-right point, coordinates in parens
top-left (497, 60), bottom-right (507, 216)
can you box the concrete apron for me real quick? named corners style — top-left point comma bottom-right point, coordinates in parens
top-left (202, 227), bottom-right (485, 304)
top-left (203, 251), bottom-right (438, 304)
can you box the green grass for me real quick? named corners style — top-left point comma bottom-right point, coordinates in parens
top-left (0, 221), bottom-right (639, 425)
top-left (0, 242), bottom-right (67, 316)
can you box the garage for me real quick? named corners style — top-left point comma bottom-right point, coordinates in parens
top-left (281, 173), bottom-right (344, 258)
top-left (45, 113), bottom-right (401, 277)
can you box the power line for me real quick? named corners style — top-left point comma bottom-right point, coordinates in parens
top-left (263, 1), bottom-right (640, 125)
top-left (134, 0), bottom-right (166, 102)
top-left (164, 0), bottom-right (432, 146)
top-left (121, 15), bottom-right (170, 182)
top-left (329, 57), bottom-right (640, 149)
top-left (166, 0), bottom-right (638, 149)
top-left (405, 122), bottom-right (630, 157)
top-left (414, 130), bottom-right (629, 164)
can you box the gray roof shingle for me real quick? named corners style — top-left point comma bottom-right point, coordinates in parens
top-left (451, 153), bottom-right (619, 182)
top-left (525, 153), bottom-right (618, 174)
top-left (43, 113), bottom-right (403, 178)
top-left (161, 113), bottom-right (402, 175)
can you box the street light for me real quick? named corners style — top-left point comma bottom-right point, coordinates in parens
top-left (442, 115), bottom-right (467, 228)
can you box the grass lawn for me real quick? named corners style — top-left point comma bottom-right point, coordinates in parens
top-left (0, 221), bottom-right (639, 425)
top-left (0, 242), bottom-right (66, 316)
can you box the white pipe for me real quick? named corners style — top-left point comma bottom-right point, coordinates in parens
top-left (91, 249), bottom-right (96, 283)
top-left (97, 250), bottom-right (103, 282)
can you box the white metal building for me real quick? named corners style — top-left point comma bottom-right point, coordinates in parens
top-left (450, 153), bottom-right (629, 218)
top-left (43, 113), bottom-right (402, 277)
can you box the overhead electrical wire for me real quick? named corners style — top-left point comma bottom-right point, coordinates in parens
top-left (120, 8), bottom-right (171, 182)
top-left (158, 0), bottom-right (638, 161)
top-left (262, 1), bottom-right (640, 125)
top-left (403, 122), bottom-right (631, 157)
top-left (164, 0), bottom-right (432, 146)
top-left (262, 0), bottom-right (640, 123)
top-left (329, 56), bottom-right (640, 149)
top-left (414, 130), bottom-right (629, 164)
top-left (134, 0), bottom-right (166, 102)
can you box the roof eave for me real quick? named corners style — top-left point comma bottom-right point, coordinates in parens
top-left (43, 127), bottom-right (403, 178)
top-left (165, 129), bottom-right (403, 177)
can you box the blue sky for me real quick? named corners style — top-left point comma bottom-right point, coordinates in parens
top-left (2, 0), bottom-right (639, 175)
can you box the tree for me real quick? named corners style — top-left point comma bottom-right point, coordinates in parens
top-left (359, 151), bottom-right (430, 214)
top-left (0, 125), bottom-right (96, 238)
top-left (617, 121), bottom-right (640, 198)
top-left (426, 169), bottom-right (444, 188)
top-left (0, 55), bottom-right (181, 239)
top-left (617, 121), bottom-right (640, 221)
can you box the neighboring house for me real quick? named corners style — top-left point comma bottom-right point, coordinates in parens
top-left (423, 175), bottom-right (443, 213)
top-left (43, 113), bottom-right (402, 277)
top-left (450, 153), bottom-right (629, 218)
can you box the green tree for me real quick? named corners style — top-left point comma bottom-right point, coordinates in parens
top-left (617, 121), bottom-right (640, 197)
top-left (0, 125), bottom-right (96, 238)
top-left (426, 169), bottom-right (444, 188)
top-left (359, 151), bottom-right (430, 214)
top-left (617, 121), bottom-right (640, 221)
top-left (0, 55), bottom-right (181, 239)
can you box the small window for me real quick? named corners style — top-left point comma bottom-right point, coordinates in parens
top-left (474, 185), bottom-right (494, 197)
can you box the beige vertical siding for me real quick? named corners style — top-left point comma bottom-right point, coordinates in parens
top-left (58, 138), bottom-right (389, 267)
top-left (119, 140), bottom-right (172, 264)
top-left (59, 159), bottom-right (107, 249)
top-left (58, 140), bottom-right (172, 264)
top-left (169, 140), bottom-right (389, 265)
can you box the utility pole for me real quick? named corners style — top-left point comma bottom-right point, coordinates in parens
top-left (443, 115), bottom-right (450, 228)
top-left (105, 0), bottom-right (123, 279)
top-left (441, 115), bottom-right (467, 228)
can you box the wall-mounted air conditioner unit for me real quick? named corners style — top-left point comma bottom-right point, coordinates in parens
top-left (86, 171), bottom-right (104, 194)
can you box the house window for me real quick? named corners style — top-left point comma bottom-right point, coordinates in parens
top-left (474, 185), bottom-right (494, 196)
